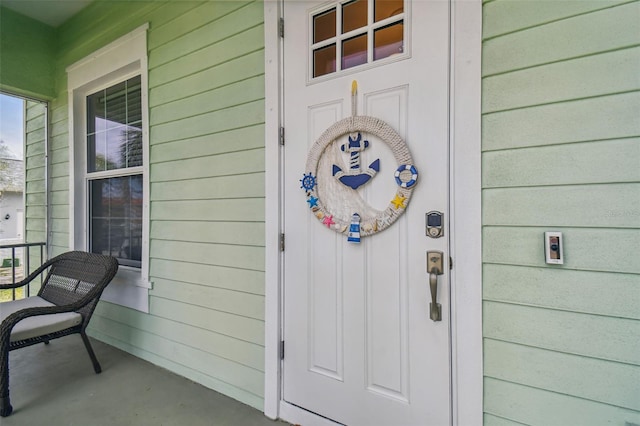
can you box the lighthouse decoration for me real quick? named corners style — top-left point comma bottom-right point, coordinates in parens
top-left (299, 81), bottom-right (419, 243)
top-left (347, 213), bottom-right (361, 243)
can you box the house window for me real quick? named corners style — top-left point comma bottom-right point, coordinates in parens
top-left (67, 24), bottom-right (150, 312)
top-left (311, 0), bottom-right (406, 79)
top-left (86, 76), bottom-right (143, 268)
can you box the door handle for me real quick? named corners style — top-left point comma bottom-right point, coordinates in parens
top-left (427, 251), bottom-right (443, 322)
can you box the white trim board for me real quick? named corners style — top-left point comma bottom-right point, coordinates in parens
top-left (448, 0), bottom-right (483, 423)
top-left (263, 0), bottom-right (283, 419)
top-left (66, 23), bottom-right (151, 313)
top-left (262, 0), bottom-right (483, 424)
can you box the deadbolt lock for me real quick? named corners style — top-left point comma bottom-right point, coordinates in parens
top-left (426, 211), bottom-right (444, 238)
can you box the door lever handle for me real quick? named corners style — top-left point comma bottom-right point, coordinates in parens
top-left (429, 269), bottom-right (441, 321)
top-left (427, 251), bottom-right (444, 322)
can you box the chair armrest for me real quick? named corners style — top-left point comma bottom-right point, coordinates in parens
top-left (0, 279), bottom-right (31, 291)
top-left (0, 259), bottom-right (53, 290)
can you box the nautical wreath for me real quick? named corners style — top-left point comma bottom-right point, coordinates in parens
top-left (300, 82), bottom-right (418, 243)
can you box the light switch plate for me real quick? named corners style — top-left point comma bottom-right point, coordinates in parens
top-left (544, 232), bottom-right (563, 264)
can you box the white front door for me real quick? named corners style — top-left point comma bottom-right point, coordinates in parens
top-left (283, 1), bottom-right (451, 425)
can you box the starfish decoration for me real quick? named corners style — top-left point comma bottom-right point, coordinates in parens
top-left (322, 215), bottom-right (335, 228)
top-left (307, 196), bottom-right (319, 208)
top-left (391, 193), bottom-right (407, 209)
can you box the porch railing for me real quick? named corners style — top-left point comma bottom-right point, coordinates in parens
top-left (0, 242), bottom-right (46, 302)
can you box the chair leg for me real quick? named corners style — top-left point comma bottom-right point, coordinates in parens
top-left (0, 346), bottom-right (12, 417)
top-left (80, 332), bottom-right (102, 374)
top-left (0, 395), bottom-right (12, 417)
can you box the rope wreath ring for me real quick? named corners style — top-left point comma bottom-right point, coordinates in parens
top-left (300, 115), bottom-right (418, 239)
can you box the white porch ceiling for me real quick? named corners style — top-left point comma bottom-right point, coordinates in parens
top-left (1, 0), bottom-right (93, 27)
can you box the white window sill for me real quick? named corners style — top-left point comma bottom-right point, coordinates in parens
top-left (100, 267), bottom-right (151, 313)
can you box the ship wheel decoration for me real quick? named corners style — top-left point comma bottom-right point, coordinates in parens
top-left (300, 81), bottom-right (418, 243)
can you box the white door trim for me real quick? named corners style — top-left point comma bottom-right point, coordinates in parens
top-left (263, 0), bottom-right (283, 419)
top-left (263, 0), bottom-right (483, 423)
top-left (447, 1), bottom-right (483, 424)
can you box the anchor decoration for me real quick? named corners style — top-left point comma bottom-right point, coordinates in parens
top-left (332, 133), bottom-right (380, 190)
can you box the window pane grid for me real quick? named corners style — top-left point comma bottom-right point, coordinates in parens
top-left (86, 75), bottom-right (142, 172)
top-left (311, 0), bottom-right (405, 78)
top-left (89, 175), bottom-right (143, 268)
top-left (86, 75), bottom-right (144, 269)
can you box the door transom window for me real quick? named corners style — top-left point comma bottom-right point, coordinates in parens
top-left (311, 0), bottom-right (406, 79)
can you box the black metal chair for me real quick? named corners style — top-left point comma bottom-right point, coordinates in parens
top-left (0, 251), bottom-right (118, 417)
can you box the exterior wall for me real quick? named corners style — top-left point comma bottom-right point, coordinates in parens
top-left (482, 1), bottom-right (640, 424)
top-left (24, 100), bottom-right (48, 281)
top-left (0, 7), bottom-right (55, 99)
top-left (47, 1), bottom-right (266, 409)
top-left (25, 101), bottom-right (47, 245)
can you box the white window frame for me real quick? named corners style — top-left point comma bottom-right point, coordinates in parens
top-left (308, 0), bottom-right (411, 84)
top-left (66, 24), bottom-right (151, 313)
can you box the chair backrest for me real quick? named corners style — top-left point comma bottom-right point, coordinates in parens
top-left (37, 251), bottom-right (119, 320)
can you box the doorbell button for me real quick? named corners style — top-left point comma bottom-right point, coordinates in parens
top-left (544, 232), bottom-right (563, 265)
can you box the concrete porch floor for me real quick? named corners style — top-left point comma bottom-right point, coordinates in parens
top-left (3, 336), bottom-right (287, 426)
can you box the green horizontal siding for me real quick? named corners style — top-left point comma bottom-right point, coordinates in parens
top-left (483, 1), bottom-right (640, 76)
top-left (152, 173), bottom-right (265, 202)
top-left (484, 227), bottom-right (640, 273)
top-left (482, 0), bottom-right (632, 40)
top-left (484, 264), bottom-right (639, 319)
top-left (151, 278), bottom-right (265, 321)
top-left (483, 92), bottom-right (640, 151)
top-left (151, 241), bottom-right (265, 272)
top-left (150, 100), bottom-right (265, 145)
top-left (148, 1), bottom-right (259, 69)
top-left (484, 413), bottom-right (527, 426)
top-left (484, 301), bottom-right (640, 365)
top-left (485, 339), bottom-right (640, 410)
top-left (483, 184), bottom-right (640, 227)
top-left (42, 0), bottom-right (267, 410)
top-left (483, 46), bottom-right (640, 113)
top-left (150, 221), bottom-right (265, 246)
top-left (47, 90), bottom-right (69, 256)
top-left (151, 75), bottom-right (265, 125)
top-left (150, 50), bottom-right (264, 108)
top-left (150, 124), bottom-right (264, 163)
top-left (482, 0), bottom-right (640, 424)
top-left (149, 25), bottom-right (263, 87)
top-left (24, 100), bottom-right (48, 284)
top-left (483, 138), bottom-right (640, 187)
top-left (150, 199), bottom-right (265, 222)
top-left (484, 378), bottom-right (640, 426)
top-left (89, 307), bottom-right (264, 408)
top-left (150, 258), bottom-right (265, 296)
top-left (150, 148), bottom-right (265, 181)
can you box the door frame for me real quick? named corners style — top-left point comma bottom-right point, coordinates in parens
top-left (263, 1), bottom-right (483, 424)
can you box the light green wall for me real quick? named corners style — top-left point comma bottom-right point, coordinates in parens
top-left (482, 1), bottom-right (640, 425)
top-left (24, 100), bottom-right (47, 283)
top-left (0, 7), bottom-right (55, 99)
top-left (44, 0), bottom-right (266, 410)
top-left (24, 101), bottom-right (46, 244)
